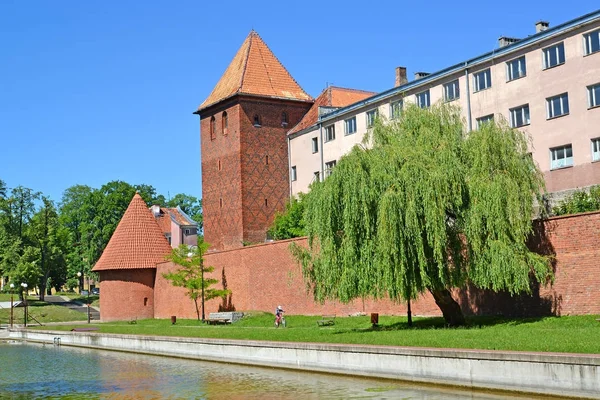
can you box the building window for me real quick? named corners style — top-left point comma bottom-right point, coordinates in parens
top-left (443, 80), bottom-right (460, 102)
top-left (415, 90), bottom-right (430, 108)
top-left (476, 114), bottom-right (494, 128)
top-left (311, 137), bottom-right (319, 153)
top-left (543, 43), bottom-right (565, 69)
top-left (167, 236), bottom-right (172, 245)
top-left (291, 166), bottom-right (297, 181)
top-left (325, 160), bottom-right (337, 178)
top-left (265, 198), bottom-right (268, 207)
top-left (473, 69), bottom-right (491, 92)
top-left (220, 198), bottom-right (223, 208)
top-left (344, 117), bottom-right (357, 135)
top-left (583, 29), bottom-right (600, 56)
top-left (313, 171), bottom-right (320, 182)
top-left (281, 112), bottom-right (288, 127)
top-left (550, 144), bottom-right (573, 170)
top-left (546, 93), bottom-right (570, 119)
top-left (506, 56), bottom-right (526, 81)
top-left (324, 125), bottom-right (335, 142)
top-left (210, 116), bottom-right (216, 140)
top-left (218, 160), bottom-right (221, 171)
top-left (592, 138), bottom-right (600, 162)
top-left (265, 155), bottom-right (269, 165)
top-left (366, 109), bottom-right (378, 128)
top-left (587, 83), bottom-right (600, 108)
top-left (184, 229), bottom-right (190, 235)
top-left (253, 114), bottom-right (261, 127)
top-left (390, 100), bottom-right (402, 119)
top-left (510, 104), bottom-right (530, 128)
top-left (222, 111), bottom-right (228, 135)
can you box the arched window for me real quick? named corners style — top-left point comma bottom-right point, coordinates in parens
top-left (210, 116), bottom-right (216, 140)
top-left (281, 112), bottom-right (288, 127)
top-left (222, 111), bottom-right (228, 135)
top-left (253, 114), bottom-right (261, 128)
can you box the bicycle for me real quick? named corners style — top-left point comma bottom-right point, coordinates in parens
top-left (275, 312), bottom-right (286, 328)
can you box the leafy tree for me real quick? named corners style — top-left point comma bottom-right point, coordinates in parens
top-left (267, 194), bottom-right (306, 240)
top-left (12, 246), bottom-right (42, 297)
top-left (294, 104), bottom-right (551, 326)
top-left (552, 185), bottom-right (600, 216)
top-left (0, 179), bottom-right (6, 199)
top-left (29, 196), bottom-right (66, 299)
top-left (5, 186), bottom-right (39, 246)
top-left (167, 194), bottom-right (203, 230)
top-left (163, 239), bottom-right (229, 321)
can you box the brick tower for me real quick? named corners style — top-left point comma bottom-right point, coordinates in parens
top-left (195, 31), bottom-right (313, 251)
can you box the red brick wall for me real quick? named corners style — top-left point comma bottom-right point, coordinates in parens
top-left (238, 98), bottom-right (312, 245)
top-left (200, 97), bottom-right (312, 251)
top-left (153, 211), bottom-right (600, 319)
top-left (98, 269), bottom-right (156, 321)
top-left (200, 101), bottom-right (244, 251)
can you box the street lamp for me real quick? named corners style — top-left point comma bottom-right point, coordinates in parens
top-left (77, 272), bottom-right (91, 324)
top-left (9, 283), bottom-right (14, 328)
top-left (20, 283), bottom-right (28, 327)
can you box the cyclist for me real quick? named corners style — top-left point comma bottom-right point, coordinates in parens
top-left (275, 305), bottom-right (285, 327)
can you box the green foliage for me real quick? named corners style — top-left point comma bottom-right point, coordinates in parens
top-left (163, 239), bottom-right (229, 320)
top-left (552, 185), bottom-right (600, 216)
top-left (267, 194), bottom-right (306, 240)
top-left (296, 104), bottom-right (551, 323)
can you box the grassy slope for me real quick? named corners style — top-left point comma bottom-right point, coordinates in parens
top-left (37, 313), bottom-right (600, 354)
top-left (0, 300), bottom-right (86, 324)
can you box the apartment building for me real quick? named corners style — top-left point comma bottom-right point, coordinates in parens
top-left (288, 10), bottom-right (600, 198)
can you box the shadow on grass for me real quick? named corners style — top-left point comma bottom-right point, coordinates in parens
top-left (336, 315), bottom-right (560, 334)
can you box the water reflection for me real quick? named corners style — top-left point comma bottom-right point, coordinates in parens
top-left (0, 341), bottom-right (547, 399)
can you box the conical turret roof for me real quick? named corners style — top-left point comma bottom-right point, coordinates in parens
top-left (92, 193), bottom-right (172, 271)
top-left (196, 30), bottom-right (312, 112)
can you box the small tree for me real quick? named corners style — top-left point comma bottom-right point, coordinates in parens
top-left (163, 240), bottom-right (229, 321)
top-left (267, 193), bottom-right (306, 240)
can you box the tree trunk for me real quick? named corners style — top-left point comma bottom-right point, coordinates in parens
top-left (194, 298), bottom-right (200, 321)
top-left (429, 288), bottom-right (466, 327)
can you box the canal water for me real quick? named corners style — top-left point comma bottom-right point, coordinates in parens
top-left (0, 341), bottom-right (549, 399)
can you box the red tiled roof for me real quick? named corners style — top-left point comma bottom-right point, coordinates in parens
top-left (197, 31), bottom-right (312, 112)
top-left (93, 193), bottom-right (172, 271)
top-left (288, 86), bottom-right (375, 135)
top-left (166, 207), bottom-right (195, 226)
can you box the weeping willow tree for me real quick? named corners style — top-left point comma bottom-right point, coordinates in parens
top-left (293, 103), bottom-right (552, 326)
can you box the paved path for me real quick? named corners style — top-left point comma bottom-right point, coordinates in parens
top-left (44, 295), bottom-right (100, 321)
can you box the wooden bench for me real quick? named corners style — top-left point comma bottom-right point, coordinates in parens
top-left (71, 327), bottom-right (99, 332)
top-left (317, 314), bottom-right (336, 326)
top-left (128, 318), bottom-right (137, 325)
top-left (206, 318), bottom-right (230, 325)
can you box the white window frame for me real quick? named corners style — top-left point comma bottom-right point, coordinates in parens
top-left (291, 166), bottom-right (297, 181)
top-left (476, 114), bottom-right (494, 128)
top-left (543, 42), bottom-right (565, 69)
top-left (592, 138), bottom-right (600, 162)
top-left (325, 160), bottom-right (337, 178)
top-left (473, 69), bottom-right (491, 92)
top-left (415, 90), bottom-right (430, 109)
top-left (583, 29), bottom-right (600, 56)
top-left (546, 93), bottom-right (570, 119)
top-left (550, 144), bottom-right (573, 170)
top-left (324, 125), bottom-right (335, 142)
top-left (506, 56), bottom-right (527, 81)
top-left (390, 100), bottom-right (402, 119)
top-left (344, 117), bottom-right (357, 135)
top-left (366, 109), bottom-right (378, 128)
top-left (311, 137), bottom-right (319, 153)
top-left (587, 83), bottom-right (600, 108)
top-left (443, 80), bottom-right (460, 102)
top-left (510, 104), bottom-right (530, 128)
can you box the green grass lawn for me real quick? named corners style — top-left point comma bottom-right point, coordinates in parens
top-left (54, 292), bottom-right (100, 307)
top-left (0, 300), bottom-right (87, 325)
top-left (34, 312), bottom-right (600, 354)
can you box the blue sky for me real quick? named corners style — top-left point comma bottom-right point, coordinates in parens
top-left (0, 1), bottom-right (595, 203)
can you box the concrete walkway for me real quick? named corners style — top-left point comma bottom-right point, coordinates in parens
top-left (43, 295), bottom-right (100, 321)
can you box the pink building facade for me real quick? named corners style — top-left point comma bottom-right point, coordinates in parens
top-left (289, 11), bottom-right (600, 201)
top-left (150, 205), bottom-right (198, 248)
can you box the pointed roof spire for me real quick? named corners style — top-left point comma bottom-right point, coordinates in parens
top-left (92, 193), bottom-right (172, 271)
top-left (196, 30), bottom-right (312, 112)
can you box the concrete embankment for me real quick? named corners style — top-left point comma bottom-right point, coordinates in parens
top-left (9, 329), bottom-right (600, 399)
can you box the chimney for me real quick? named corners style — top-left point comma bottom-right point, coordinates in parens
top-left (395, 66), bottom-right (407, 87)
top-left (414, 72), bottom-right (430, 80)
top-left (535, 21), bottom-right (549, 33)
top-left (498, 37), bottom-right (520, 48)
